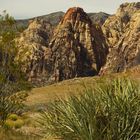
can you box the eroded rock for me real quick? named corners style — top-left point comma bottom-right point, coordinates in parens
top-left (100, 2), bottom-right (140, 74)
top-left (47, 7), bottom-right (108, 82)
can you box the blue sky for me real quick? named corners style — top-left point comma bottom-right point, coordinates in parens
top-left (0, 0), bottom-right (138, 19)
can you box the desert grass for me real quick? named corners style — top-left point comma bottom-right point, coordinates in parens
top-left (38, 77), bottom-right (140, 140)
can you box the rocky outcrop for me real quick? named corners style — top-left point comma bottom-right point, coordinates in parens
top-left (47, 7), bottom-right (108, 82)
top-left (15, 3), bottom-right (140, 84)
top-left (15, 7), bottom-right (109, 84)
top-left (100, 2), bottom-right (140, 74)
top-left (15, 19), bottom-right (52, 82)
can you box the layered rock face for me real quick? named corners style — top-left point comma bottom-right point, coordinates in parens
top-left (100, 2), bottom-right (140, 74)
top-left (15, 7), bottom-right (108, 84)
top-left (47, 7), bottom-right (108, 82)
top-left (15, 19), bottom-right (52, 82)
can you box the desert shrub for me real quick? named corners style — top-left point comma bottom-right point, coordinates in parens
top-left (4, 120), bottom-right (15, 129)
top-left (7, 114), bottom-right (18, 121)
top-left (4, 114), bottom-right (24, 129)
top-left (14, 119), bottom-right (24, 129)
top-left (38, 77), bottom-right (140, 140)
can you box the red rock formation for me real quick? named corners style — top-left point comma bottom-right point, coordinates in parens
top-left (15, 7), bottom-right (108, 84)
top-left (46, 7), bottom-right (108, 82)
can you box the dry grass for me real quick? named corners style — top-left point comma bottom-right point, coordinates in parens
top-left (38, 77), bottom-right (140, 140)
top-left (26, 68), bottom-right (140, 110)
top-left (21, 67), bottom-right (140, 138)
top-left (25, 77), bottom-right (99, 107)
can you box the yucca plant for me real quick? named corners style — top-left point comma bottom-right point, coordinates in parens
top-left (38, 77), bottom-right (140, 140)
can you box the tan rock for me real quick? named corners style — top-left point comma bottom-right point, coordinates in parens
top-left (47, 7), bottom-right (108, 82)
top-left (100, 2), bottom-right (140, 75)
top-left (15, 19), bottom-right (53, 83)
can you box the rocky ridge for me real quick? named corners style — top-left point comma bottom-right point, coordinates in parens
top-left (15, 2), bottom-right (140, 84)
top-left (100, 2), bottom-right (140, 74)
top-left (46, 7), bottom-right (108, 82)
top-left (16, 11), bottom-right (109, 30)
top-left (16, 7), bottom-right (108, 84)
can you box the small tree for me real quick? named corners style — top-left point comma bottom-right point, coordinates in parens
top-left (0, 11), bottom-right (31, 125)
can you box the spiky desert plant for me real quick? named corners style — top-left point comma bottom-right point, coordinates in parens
top-left (38, 77), bottom-right (140, 140)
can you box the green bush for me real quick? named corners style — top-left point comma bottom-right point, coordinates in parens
top-left (0, 12), bottom-right (31, 125)
top-left (7, 114), bottom-right (18, 121)
top-left (14, 119), bottom-right (24, 129)
top-left (4, 120), bottom-right (15, 129)
top-left (4, 114), bottom-right (24, 129)
top-left (38, 77), bottom-right (140, 140)
top-left (4, 118), bottom-right (24, 129)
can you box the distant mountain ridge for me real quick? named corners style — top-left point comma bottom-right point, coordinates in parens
top-left (16, 11), bottom-right (110, 29)
top-left (16, 11), bottom-right (64, 28)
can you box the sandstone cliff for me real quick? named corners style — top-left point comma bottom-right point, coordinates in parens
top-left (15, 3), bottom-right (140, 84)
top-left (16, 7), bottom-right (108, 84)
top-left (100, 2), bottom-right (140, 74)
top-left (47, 7), bottom-right (108, 82)
top-left (15, 19), bottom-right (52, 82)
